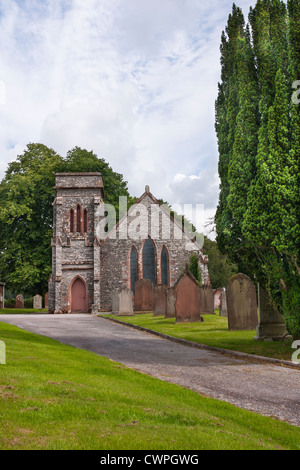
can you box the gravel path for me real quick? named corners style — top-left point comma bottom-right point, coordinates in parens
top-left (1, 314), bottom-right (299, 427)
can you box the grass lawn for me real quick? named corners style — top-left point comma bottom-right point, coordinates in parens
top-left (0, 322), bottom-right (299, 450)
top-left (104, 313), bottom-right (295, 362)
top-left (0, 309), bottom-right (48, 314)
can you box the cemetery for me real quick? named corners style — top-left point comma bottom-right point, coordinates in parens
top-left (0, 0), bottom-right (299, 454)
top-left (1, 268), bottom-right (294, 358)
top-left (108, 269), bottom-right (293, 351)
top-left (0, 244), bottom-right (298, 453)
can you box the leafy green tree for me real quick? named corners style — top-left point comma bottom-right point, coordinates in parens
top-left (0, 143), bottom-right (63, 296)
top-left (0, 144), bottom-right (134, 297)
top-left (61, 147), bottom-right (135, 212)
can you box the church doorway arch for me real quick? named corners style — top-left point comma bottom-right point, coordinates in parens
top-left (70, 277), bottom-right (87, 312)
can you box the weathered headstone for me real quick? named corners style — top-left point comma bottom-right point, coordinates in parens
top-left (0, 283), bottom-right (4, 309)
top-left (200, 285), bottom-right (215, 314)
top-left (174, 270), bottom-right (202, 323)
top-left (45, 292), bottom-right (49, 309)
top-left (254, 286), bottom-right (291, 341)
top-left (15, 294), bottom-right (24, 309)
top-left (219, 289), bottom-right (227, 317)
top-left (33, 294), bottom-right (43, 309)
top-left (166, 287), bottom-right (176, 318)
top-left (214, 288), bottom-right (222, 310)
top-left (112, 291), bottom-right (120, 315)
top-left (153, 284), bottom-right (168, 316)
top-left (112, 288), bottom-right (134, 316)
top-left (0, 340), bottom-right (5, 364)
top-left (226, 273), bottom-right (258, 330)
top-left (134, 279), bottom-right (154, 312)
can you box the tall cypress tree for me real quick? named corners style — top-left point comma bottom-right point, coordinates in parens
top-left (288, 0), bottom-right (300, 79)
top-left (215, 4), bottom-right (251, 266)
top-left (228, 25), bottom-right (259, 226)
top-left (215, 0), bottom-right (300, 337)
top-left (285, 0), bottom-right (300, 334)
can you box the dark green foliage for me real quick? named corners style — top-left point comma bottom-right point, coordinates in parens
top-left (215, 0), bottom-right (300, 337)
top-left (189, 254), bottom-right (202, 286)
top-left (288, 0), bottom-right (300, 79)
top-left (203, 237), bottom-right (238, 289)
top-left (60, 147), bottom-right (135, 212)
top-left (0, 143), bottom-right (63, 297)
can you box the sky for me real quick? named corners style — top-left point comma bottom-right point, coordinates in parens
top-left (0, 0), bottom-right (257, 239)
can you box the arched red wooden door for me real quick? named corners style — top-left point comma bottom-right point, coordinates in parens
top-left (71, 278), bottom-right (87, 312)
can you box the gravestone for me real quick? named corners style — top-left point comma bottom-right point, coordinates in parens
top-left (33, 294), bottom-right (43, 309)
top-left (134, 279), bottom-right (154, 312)
top-left (219, 289), bottom-right (227, 317)
top-left (200, 285), bottom-right (215, 314)
top-left (112, 291), bottom-right (120, 314)
top-left (174, 270), bottom-right (202, 323)
top-left (214, 288), bottom-right (222, 310)
top-left (112, 288), bottom-right (134, 316)
top-left (166, 288), bottom-right (176, 318)
top-left (45, 292), bottom-right (49, 309)
top-left (226, 273), bottom-right (258, 330)
top-left (254, 286), bottom-right (291, 341)
top-left (0, 283), bottom-right (4, 309)
top-left (153, 284), bottom-right (168, 316)
top-left (15, 294), bottom-right (24, 309)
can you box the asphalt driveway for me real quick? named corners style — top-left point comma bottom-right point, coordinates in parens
top-left (0, 313), bottom-right (299, 427)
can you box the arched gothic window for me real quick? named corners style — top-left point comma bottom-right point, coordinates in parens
top-left (76, 205), bottom-right (81, 233)
top-left (84, 209), bottom-right (88, 233)
top-left (130, 247), bottom-right (138, 293)
top-left (142, 238), bottom-right (156, 284)
top-left (70, 209), bottom-right (74, 233)
top-left (161, 246), bottom-right (169, 286)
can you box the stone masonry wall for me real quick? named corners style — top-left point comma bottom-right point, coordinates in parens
top-left (49, 176), bottom-right (210, 313)
top-left (49, 173), bottom-right (103, 313)
top-left (100, 192), bottom-right (209, 311)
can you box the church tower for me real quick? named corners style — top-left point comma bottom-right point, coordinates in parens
top-left (48, 173), bottom-right (104, 314)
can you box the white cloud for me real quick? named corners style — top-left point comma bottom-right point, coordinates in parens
top-left (0, 0), bottom-right (257, 239)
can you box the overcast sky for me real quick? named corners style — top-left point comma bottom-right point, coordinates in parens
top-left (0, 0), bottom-right (257, 239)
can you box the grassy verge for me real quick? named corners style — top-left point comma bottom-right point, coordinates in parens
top-left (0, 322), bottom-right (299, 450)
top-left (104, 313), bottom-right (295, 362)
top-left (0, 309), bottom-right (48, 314)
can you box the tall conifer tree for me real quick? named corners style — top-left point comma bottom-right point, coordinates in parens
top-left (215, 0), bottom-right (300, 337)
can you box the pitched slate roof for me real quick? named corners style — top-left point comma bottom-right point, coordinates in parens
top-left (100, 186), bottom-right (205, 258)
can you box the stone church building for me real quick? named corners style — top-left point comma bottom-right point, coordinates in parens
top-left (48, 173), bottom-right (210, 314)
